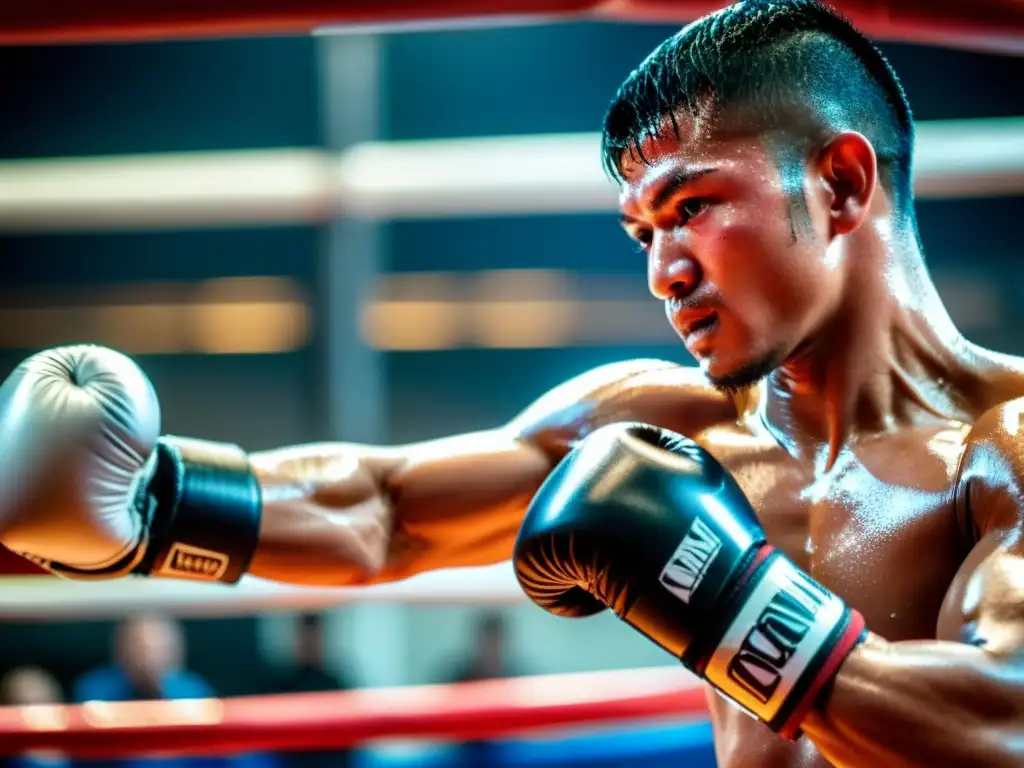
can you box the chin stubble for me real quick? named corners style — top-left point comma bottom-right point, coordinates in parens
top-left (706, 347), bottom-right (786, 395)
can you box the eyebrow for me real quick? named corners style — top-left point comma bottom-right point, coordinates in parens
top-left (620, 167), bottom-right (716, 224)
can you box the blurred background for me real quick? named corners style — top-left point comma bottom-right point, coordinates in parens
top-left (0, 12), bottom-right (1022, 768)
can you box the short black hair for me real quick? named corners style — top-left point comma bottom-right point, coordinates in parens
top-left (601, 0), bottom-right (915, 211)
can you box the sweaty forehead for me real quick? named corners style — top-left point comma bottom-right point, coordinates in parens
top-left (617, 112), bottom-right (712, 174)
top-left (616, 116), bottom-right (773, 213)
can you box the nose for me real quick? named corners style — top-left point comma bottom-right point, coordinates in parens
top-left (647, 231), bottom-right (702, 301)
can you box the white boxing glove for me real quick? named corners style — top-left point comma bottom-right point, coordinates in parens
top-left (0, 345), bottom-right (262, 582)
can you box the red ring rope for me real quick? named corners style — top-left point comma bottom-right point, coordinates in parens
top-left (0, 666), bottom-right (708, 758)
top-left (0, 0), bottom-right (1020, 50)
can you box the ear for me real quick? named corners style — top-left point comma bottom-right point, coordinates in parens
top-left (816, 131), bottom-right (877, 237)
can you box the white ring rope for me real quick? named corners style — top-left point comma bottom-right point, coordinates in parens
top-left (0, 117), bottom-right (1020, 232)
top-left (0, 563), bottom-right (524, 620)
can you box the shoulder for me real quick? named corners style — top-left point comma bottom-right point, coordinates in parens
top-left (959, 396), bottom-right (1024, 540)
top-left (72, 666), bottom-right (125, 701)
top-left (509, 358), bottom-right (740, 456)
top-left (962, 395), bottom-right (1024, 481)
top-left (166, 670), bottom-right (215, 698)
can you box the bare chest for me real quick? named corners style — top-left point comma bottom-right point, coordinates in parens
top-left (695, 421), bottom-right (972, 768)
top-left (699, 420), bottom-right (970, 637)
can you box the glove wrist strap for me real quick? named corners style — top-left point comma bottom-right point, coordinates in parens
top-left (133, 436), bottom-right (262, 584)
top-left (702, 549), bottom-right (866, 739)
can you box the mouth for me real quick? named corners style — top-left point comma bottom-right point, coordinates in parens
top-left (678, 311), bottom-right (719, 344)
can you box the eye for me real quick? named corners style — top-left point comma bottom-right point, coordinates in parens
top-left (678, 197), bottom-right (710, 225)
top-left (628, 228), bottom-right (653, 252)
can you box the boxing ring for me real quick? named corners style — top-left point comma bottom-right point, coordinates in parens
top-left (0, 1), bottom-right (1022, 766)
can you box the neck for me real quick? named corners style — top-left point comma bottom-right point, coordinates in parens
top-left (761, 219), bottom-right (982, 472)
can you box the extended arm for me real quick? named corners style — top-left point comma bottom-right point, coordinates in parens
top-left (249, 358), bottom-right (739, 586)
top-left (803, 400), bottom-right (1024, 767)
top-left (0, 347), bottom-right (735, 586)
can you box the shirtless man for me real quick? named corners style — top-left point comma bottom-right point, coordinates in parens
top-left (0, 0), bottom-right (1022, 765)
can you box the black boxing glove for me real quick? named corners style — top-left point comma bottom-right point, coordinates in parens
top-left (0, 345), bottom-right (261, 583)
top-left (129, 436), bottom-right (262, 582)
top-left (513, 422), bottom-right (866, 740)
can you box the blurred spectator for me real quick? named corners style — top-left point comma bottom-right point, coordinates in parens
top-left (0, 666), bottom-right (68, 768)
top-left (442, 612), bottom-right (527, 768)
top-left (271, 614), bottom-right (354, 768)
top-left (449, 612), bottom-right (524, 683)
top-left (1, 665), bottom-right (64, 707)
top-left (74, 615), bottom-right (210, 704)
top-left (73, 615), bottom-right (274, 768)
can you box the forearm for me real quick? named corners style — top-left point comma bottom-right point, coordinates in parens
top-left (245, 442), bottom-right (388, 585)
top-left (803, 634), bottom-right (1024, 767)
top-left (246, 432), bottom-right (550, 586)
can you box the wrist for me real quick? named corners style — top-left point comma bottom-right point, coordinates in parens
top-left (700, 547), bottom-right (867, 740)
top-left (133, 436), bottom-right (262, 583)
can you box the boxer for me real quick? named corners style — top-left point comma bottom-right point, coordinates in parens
top-left (0, 0), bottom-right (1021, 764)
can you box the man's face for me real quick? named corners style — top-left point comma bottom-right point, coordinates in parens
top-left (117, 617), bottom-right (183, 693)
top-left (617, 118), bottom-right (845, 390)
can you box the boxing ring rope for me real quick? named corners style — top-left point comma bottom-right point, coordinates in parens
top-left (0, 666), bottom-right (707, 757)
top-left (1, 0), bottom-right (1021, 53)
top-left (0, 564), bottom-right (525, 620)
top-left (0, 116), bottom-right (1022, 232)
